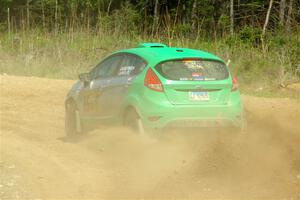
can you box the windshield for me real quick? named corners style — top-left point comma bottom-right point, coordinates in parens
top-left (155, 59), bottom-right (229, 81)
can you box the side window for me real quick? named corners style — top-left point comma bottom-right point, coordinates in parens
top-left (117, 54), bottom-right (147, 76)
top-left (90, 55), bottom-right (123, 79)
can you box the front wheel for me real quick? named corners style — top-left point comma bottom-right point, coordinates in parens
top-left (65, 101), bottom-right (85, 137)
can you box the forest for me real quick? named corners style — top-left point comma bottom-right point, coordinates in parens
top-left (1, 0), bottom-right (299, 36)
top-left (0, 0), bottom-right (299, 96)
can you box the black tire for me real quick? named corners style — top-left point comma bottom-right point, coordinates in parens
top-left (65, 101), bottom-right (85, 137)
top-left (124, 109), bottom-right (145, 134)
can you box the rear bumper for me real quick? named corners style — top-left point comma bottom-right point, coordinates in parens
top-left (137, 90), bottom-right (243, 130)
top-left (142, 106), bottom-right (243, 130)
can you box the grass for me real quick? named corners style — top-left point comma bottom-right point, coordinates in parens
top-left (0, 29), bottom-right (299, 99)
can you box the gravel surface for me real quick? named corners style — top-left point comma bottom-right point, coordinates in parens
top-left (1, 75), bottom-right (300, 200)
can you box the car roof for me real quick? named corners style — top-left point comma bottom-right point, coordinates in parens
top-left (116, 43), bottom-right (224, 64)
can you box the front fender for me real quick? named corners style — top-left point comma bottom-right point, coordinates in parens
top-left (65, 80), bottom-right (82, 105)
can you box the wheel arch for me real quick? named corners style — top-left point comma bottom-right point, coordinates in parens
top-left (122, 105), bottom-right (140, 125)
top-left (65, 97), bottom-right (77, 109)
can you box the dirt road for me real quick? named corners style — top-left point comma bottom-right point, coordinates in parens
top-left (1, 75), bottom-right (300, 200)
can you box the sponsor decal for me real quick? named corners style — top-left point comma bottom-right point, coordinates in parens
top-left (204, 77), bottom-right (216, 81)
top-left (179, 77), bottom-right (188, 81)
top-left (192, 72), bottom-right (204, 80)
top-left (192, 72), bottom-right (203, 77)
top-left (118, 66), bottom-right (135, 76)
top-left (184, 60), bottom-right (204, 70)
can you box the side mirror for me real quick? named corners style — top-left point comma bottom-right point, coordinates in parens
top-left (79, 73), bottom-right (90, 87)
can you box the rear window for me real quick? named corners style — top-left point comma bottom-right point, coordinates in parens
top-left (155, 59), bottom-right (229, 81)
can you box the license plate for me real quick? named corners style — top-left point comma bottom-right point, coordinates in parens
top-left (189, 91), bottom-right (209, 101)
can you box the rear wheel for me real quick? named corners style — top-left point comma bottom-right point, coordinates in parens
top-left (65, 101), bottom-right (85, 137)
top-left (124, 109), bottom-right (145, 134)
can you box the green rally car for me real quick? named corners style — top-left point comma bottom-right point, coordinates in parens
top-left (65, 43), bottom-right (245, 135)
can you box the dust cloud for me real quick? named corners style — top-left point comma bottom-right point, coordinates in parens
top-left (0, 75), bottom-right (300, 200)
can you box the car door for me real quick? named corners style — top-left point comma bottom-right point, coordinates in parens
top-left (98, 53), bottom-right (147, 120)
top-left (81, 54), bottom-right (123, 120)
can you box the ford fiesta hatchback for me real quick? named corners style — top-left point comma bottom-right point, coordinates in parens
top-left (65, 43), bottom-right (245, 135)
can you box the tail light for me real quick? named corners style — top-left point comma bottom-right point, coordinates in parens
top-left (144, 68), bottom-right (163, 92)
top-left (231, 76), bottom-right (238, 91)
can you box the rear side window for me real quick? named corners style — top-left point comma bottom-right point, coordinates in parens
top-left (117, 54), bottom-right (147, 76)
top-left (155, 59), bottom-right (229, 81)
top-left (90, 55), bottom-right (123, 79)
